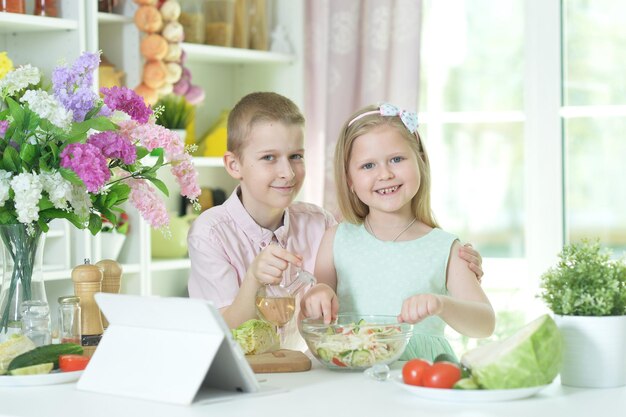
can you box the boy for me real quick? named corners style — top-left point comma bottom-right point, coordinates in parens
top-left (188, 92), bottom-right (336, 349)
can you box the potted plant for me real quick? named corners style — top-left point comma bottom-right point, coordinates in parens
top-left (155, 94), bottom-right (193, 141)
top-left (538, 239), bottom-right (626, 388)
top-left (100, 213), bottom-right (130, 261)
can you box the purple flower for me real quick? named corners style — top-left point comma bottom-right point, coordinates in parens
top-left (52, 52), bottom-right (100, 122)
top-left (87, 131), bottom-right (137, 165)
top-left (60, 143), bottom-right (110, 192)
top-left (0, 120), bottom-right (8, 137)
top-left (100, 86), bottom-right (153, 124)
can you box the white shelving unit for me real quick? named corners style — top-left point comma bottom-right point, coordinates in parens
top-left (0, 0), bottom-right (304, 304)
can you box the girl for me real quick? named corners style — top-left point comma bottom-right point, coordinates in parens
top-left (300, 103), bottom-right (495, 361)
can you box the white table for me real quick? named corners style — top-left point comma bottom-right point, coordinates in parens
top-left (1, 361), bottom-right (624, 417)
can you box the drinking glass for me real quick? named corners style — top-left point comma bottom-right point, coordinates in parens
top-left (255, 266), bottom-right (316, 328)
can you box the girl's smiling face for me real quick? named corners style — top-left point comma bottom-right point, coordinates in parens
top-left (347, 125), bottom-right (420, 216)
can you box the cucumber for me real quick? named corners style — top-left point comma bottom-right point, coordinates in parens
top-left (8, 343), bottom-right (83, 371)
top-left (434, 353), bottom-right (459, 365)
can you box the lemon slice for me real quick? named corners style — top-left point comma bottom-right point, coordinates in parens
top-left (9, 362), bottom-right (54, 376)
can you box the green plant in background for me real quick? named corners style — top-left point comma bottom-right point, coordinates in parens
top-left (539, 239), bottom-right (626, 316)
top-left (154, 94), bottom-right (193, 130)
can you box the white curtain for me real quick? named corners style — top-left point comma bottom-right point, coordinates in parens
top-left (304, 0), bottom-right (423, 215)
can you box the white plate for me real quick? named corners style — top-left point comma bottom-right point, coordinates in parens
top-left (0, 370), bottom-right (83, 387)
top-left (392, 374), bottom-right (548, 402)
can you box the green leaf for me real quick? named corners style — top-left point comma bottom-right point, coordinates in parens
top-left (146, 176), bottom-right (169, 196)
top-left (135, 146), bottom-right (150, 160)
top-left (39, 209), bottom-right (85, 229)
top-left (36, 219), bottom-right (50, 233)
top-left (84, 116), bottom-right (117, 132)
top-left (2, 146), bottom-right (20, 172)
top-left (19, 143), bottom-right (38, 167)
top-left (37, 195), bottom-right (54, 211)
top-left (58, 168), bottom-right (83, 186)
top-left (0, 207), bottom-right (16, 224)
top-left (88, 213), bottom-right (102, 236)
top-left (6, 97), bottom-right (25, 128)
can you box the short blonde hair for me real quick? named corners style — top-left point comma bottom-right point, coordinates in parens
top-left (227, 92), bottom-right (305, 157)
top-left (334, 104), bottom-right (439, 228)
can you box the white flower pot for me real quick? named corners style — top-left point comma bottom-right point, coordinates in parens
top-left (554, 315), bottom-right (626, 388)
top-left (100, 233), bottom-right (126, 261)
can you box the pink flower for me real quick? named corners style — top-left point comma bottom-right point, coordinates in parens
top-left (118, 120), bottom-right (185, 162)
top-left (101, 86), bottom-right (153, 124)
top-left (60, 143), bottom-right (110, 192)
top-left (127, 178), bottom-right (169, 229)
top-left (87, 131), bottom-right (137, 165)
top-left (170, 153), bottom-right (201, 200)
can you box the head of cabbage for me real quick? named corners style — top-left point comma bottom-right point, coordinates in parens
top-left (231, 319), bottom-right (279, 355)
top-left (461, 314), bottom-right (562, 389)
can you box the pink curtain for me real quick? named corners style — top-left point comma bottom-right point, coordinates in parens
top-left (304, 0), bottom-right (423, 215)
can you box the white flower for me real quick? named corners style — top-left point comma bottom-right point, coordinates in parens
top-left (40, 171), bottom-right (73, 209)
top-left (67, 184), bottom-right (92, 220)
top-left (20, 90), bottom-right (73, 131)
top-left (0, 64), bottom-right (41, 97)
top-left (0, 169), bottom-right (12, 206)
top-left (10, 172), bottom-right (43, 224)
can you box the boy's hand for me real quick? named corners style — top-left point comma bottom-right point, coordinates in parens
top-left (398, 294), bottom-right (443, 324)
top-left (459, 243), bottom-right (483, 283)
top-left (300, 283), bottom-right (338, 324)
top-left (248, 244), bottom-right (302, 286)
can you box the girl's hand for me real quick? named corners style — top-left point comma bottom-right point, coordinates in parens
top-left (300, 283), bottom-right (338, 324)
top-left (459, 243), bottom-right (483, 283)
top-left (247, 244), bottom-right (302, 286)
top-left (398, 294), bottom-right (444, 324)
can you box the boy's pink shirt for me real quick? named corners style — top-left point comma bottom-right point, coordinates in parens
top-left (187, 186), bottom-right (337, 308)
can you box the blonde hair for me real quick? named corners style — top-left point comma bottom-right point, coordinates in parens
top-left (227, 92), bottom-right (305, 157)
top-left (334, 104), bottom-right (439, 228)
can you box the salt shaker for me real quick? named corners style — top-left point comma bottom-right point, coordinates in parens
top-left (58, 296), bottom-right (81, 344)
top-left (20, 300), bottom-right (51, 346)
top-left (95, 259), bottom-right (122, 329)
top-left (72, 259), bottom-right (103, 356)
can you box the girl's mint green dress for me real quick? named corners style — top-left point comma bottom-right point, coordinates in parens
top-left (334, 222), bottom-right (458, 362)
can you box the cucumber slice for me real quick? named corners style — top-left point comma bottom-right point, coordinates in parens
top-left (9, 362), bottom-right (54, 376)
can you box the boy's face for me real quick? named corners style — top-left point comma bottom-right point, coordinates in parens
top-left (226, 121), bottom-right (305, 220)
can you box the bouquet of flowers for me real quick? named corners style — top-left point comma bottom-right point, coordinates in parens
top-left (0, 51), bottom-right (201, 335)
top-left (0, 51), bottom-right (201, 234)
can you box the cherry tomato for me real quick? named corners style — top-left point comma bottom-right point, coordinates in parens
top-left (422, 361), bottom-right (462, 389)
top-left (59, 354), bottom-right (91, 372)
top-left (402, 359), bottom-right (432, 386)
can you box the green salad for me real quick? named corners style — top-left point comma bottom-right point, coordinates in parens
top-left (310, 320), bottom-right (406, 368)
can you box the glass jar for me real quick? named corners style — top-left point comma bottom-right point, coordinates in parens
top-left (34, 0), bottom-right (58, 17)
top-left (98, 0), bottom-right (113, 13)
top-left (58, 296), bottom-right (81, 345)
top-left (179, 0), bottom-right (205, 44)
top-left (205, 0), bottom-right (235, 47)
top-left (232, 0), bottom-right (249, 48)
top-left (20, 300), bottom-right (51, 347)
top-left (0, 0), bottom-right (26, 14)
top-left (248, 0), bottom-right (269, 50)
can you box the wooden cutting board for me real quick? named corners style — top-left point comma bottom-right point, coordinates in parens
top-left (246, 349), bottom-right (312, 373)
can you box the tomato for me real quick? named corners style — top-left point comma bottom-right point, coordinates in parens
top-left (59, 354), bottom-right (90, 372)
top-left (402, 359), bottom-right (432, 386)
top-left (422, 361), bottom-right (462, 389)
top-left (332, 357), bottom-right (347, 367)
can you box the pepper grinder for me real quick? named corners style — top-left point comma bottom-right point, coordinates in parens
top-left (72, 259), bottom-right (103, 357)
top-left (95, 259), bottom-right (122, 329)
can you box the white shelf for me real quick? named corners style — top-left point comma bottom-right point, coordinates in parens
top-left (149, 258), bottom-right (191, 272)
top-left (45, 230), bottom-right (65, 239)
top-left (97, 12), bottom-right (133, 25)
top-left (0, 13), bottom-right (78, 33)
top-left (182, 43), bottom-right (295, 65)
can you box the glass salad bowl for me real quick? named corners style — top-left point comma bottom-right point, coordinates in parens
top-left (300, 314), bottom-right (413, 371)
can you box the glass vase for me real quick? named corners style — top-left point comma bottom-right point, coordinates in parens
top-left (0, 224), bottom-right (47, 341)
